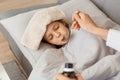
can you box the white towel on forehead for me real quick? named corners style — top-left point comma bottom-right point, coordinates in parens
top-left (21, 7), bottom-right (65, 50)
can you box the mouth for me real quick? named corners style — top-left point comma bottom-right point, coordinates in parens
top-left (62, 37), bottom-right (65, 41)
top-left (62, 34), bottom-right (68, 42)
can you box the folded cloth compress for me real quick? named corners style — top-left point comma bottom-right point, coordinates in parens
top-left (21, 7), bottom-right (65, 50)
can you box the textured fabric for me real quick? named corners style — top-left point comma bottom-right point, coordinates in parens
top-left (3, 61), bottom-right (26, 80)
top-left (106, 29), bottom-right (120, 52)
top-left (28, 49), bottom-right (67, 80)
top-left (21, 7), bottom-right (65, 50)
top-left (29, 46), bottom-right (120, 80)
top-left (92, 0), bottom-right (120, 25)
top-left (82, 53), bottom-right (120, 80)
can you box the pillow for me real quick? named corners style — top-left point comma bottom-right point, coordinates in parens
top-left (92, 0), bottom-right (120, 25)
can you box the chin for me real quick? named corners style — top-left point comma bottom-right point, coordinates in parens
top-left (62, 40), bottom-right (69, 45)
top-left (56, 42), bottom-right (67, 46)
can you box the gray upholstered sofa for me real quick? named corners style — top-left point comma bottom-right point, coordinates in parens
top-left (0, 0), bottom-right (120, 77)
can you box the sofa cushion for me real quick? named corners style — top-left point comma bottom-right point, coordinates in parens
top-left (92, 0), bottom-right (120, 25)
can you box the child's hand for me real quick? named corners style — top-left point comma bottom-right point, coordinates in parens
top-left (56, 73), bottom-right (83, 80)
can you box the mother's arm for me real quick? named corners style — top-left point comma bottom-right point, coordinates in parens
top-left (71, 11), bottom-right (108, 41)
top-left (71, 11), bottom-right (120, 52)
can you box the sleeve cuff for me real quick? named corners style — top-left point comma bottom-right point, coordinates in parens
top-left (106, 29), bottom-right (120, 52)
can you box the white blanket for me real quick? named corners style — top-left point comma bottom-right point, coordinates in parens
top-left (28, 24), bottom-right (120, 80)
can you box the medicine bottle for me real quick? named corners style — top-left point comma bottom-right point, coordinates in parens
top-left (62, 63), bottom-right (77, 80)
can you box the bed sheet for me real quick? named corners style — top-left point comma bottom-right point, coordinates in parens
top-left (28, 49), bottom-right (120, 80)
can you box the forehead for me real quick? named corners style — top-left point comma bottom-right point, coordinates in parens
top-left (47, 21), bottom-right (60, 27)
top-left (44, 21), bottom-right (63, 36)
top-left (45, 21), bottom-right (59, 35)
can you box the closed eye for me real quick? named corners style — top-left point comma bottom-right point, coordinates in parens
top-left (53, 24), bottom-right (59, 30)
top-left (48, 34), bottom-right (53, 40)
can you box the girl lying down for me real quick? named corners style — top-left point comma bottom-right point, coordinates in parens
top-left (21, 7), bottom-right (120, 80)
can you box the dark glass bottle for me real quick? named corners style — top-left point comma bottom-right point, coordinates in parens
top-left (62, 63), bottom-right (77, 80)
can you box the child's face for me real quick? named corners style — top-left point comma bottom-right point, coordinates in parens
top-left (43, 21), bottom-right (70, 46)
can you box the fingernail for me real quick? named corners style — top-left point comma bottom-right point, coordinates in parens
top-left (75, 10), bottom-right (79, 13)
top-left (74, 21), bottom-right (77, 23)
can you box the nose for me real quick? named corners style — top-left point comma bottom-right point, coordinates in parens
top-left (54, 31), bottom-right (61, 38)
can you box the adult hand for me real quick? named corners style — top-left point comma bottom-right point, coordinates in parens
top-left (71, 11), bottom-right (97, 33)
top-left (71, 11), bottom-right (108, 40)
top-left (56, 73), bottom-right (83, 80)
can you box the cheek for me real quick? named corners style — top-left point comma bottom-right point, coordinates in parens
top-left (52, 38), bottom-right (64, 44)
top-left (48, 38), bottom-right (60, 44)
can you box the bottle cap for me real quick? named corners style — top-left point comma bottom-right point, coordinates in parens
top-left (65, 63), bottom-right (73, 68)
